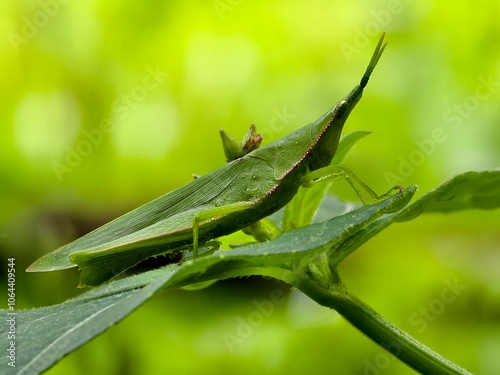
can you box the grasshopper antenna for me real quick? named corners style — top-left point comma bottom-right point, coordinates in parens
top-left (360, 33), bottom-right (387, 88)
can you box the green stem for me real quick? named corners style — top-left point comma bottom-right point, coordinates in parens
top-left (295, 274), bottom-right (472, 375)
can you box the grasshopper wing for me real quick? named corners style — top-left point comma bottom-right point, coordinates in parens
top-left (27, 158), bottom-right (252, 273)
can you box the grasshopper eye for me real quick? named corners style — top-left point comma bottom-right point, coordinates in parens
top-left (335, 100), bottom-right (348, 118)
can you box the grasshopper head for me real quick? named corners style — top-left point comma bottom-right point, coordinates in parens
top-left (335, 32), bottom-right (388, 122)
top-left (309, 33), bottom-right (387, 171)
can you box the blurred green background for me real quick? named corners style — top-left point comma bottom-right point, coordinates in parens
top-left (1, 1), bottom-right (500, 374)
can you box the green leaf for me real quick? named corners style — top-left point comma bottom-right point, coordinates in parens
top-left (3, 188), bottom-right (414, 374)
top-left (330, 170), bottom-right (500, 266)
top-left (395, 170), bottom-right (500, 221)
top-left (7, 170), bottom-right (500, 374)
top-left (1, 266), bottom-right (177, 375)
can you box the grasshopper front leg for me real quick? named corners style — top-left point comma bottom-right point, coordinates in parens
top-left (302, 164), bottom-right (403, 206)
top-left (192, 201), bottom-right (256, 258)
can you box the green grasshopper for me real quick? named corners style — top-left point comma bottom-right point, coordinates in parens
top-left (28, 33), bottom-right (396, 287)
